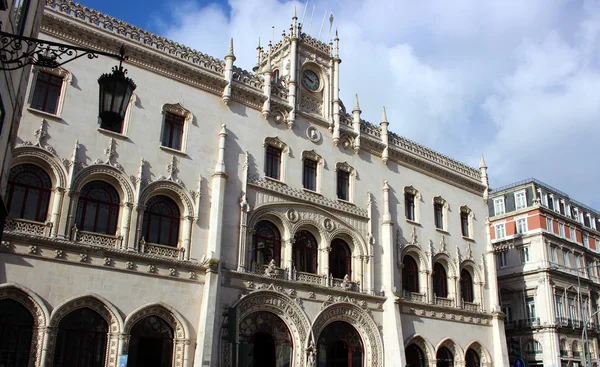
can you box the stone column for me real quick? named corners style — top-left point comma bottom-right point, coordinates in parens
top-left (120, 202), bottom-right (133, 250)
top-left (182, 215), bottom-right (193, 261)
top-left (65, 191), bottom-right (80, 239)
top-left (128, 206), bottom-right (144, 252)
top-left (285, 237), bottom-right (294, 276)
top-left (50, 187), bottom-right (65, 237)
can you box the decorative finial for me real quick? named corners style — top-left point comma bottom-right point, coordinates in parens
top-left (479, 154), bottom-right (487, 168)
top-left (226, 38), bottom-right (235, 57)
top-left (353, 94), bottom-right (361, 112)
top-left (219, 124), bottom-right (228, 136)
top-left (381, 106), bottom-right (388, 123)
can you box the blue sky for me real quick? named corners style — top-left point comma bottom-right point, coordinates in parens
top-left (76, 0), bottom-right (600, 209)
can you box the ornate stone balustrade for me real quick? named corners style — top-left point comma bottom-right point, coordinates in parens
top-left (359, 120), bottom-right (381, 137)
top-left (251, 263), bottom-right (288, 280)
top-left (331, 276), bottom-right (360, 292)
top-left (403, 291), bottom-right (427, 303)
top-left (462, 301), bottom-right (480, 312)
top-left (271, 81), bottom-right (288, 100)
top-left (4, 218), bottom-right (51, 236)
top-left (294, 271), bottom-right (326, 286)
top-left (232, 66), bottom-right (263, 90)
top-left (140, 240), bottom-right (184, 260)
top-left (73, 229), bottom-right (121, 249)
top-left (435, 297), bottom-right (455, 308)
top-left (300, 94), bottom-right (323, 115)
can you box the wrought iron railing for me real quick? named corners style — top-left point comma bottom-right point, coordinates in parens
top-left (517, 317), bottom-right (541, 328)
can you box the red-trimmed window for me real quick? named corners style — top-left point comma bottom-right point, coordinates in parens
top-left (31, 72), bottom-right (62, 114)
top-left (76, 181), bottom-right (120, 235)
top-left (330, 239), bottom-right (351, 279)
top-left (162, 112), bottom-right (184, 150)
top-left (6, 164), bottom-right (51, 222)
top-left (293, 230), bottom-right (318, 273)
top-left (142, 195), bottom-right (180, 247)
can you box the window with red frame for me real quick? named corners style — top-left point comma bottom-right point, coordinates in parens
top-left (142, 195), bottom-right (180, 247)
top-left (76, 181), bottom-right (120, 235)
top-left (402, 256), bottom-right (419, 293)
top-left (30, 72), bottom-right (62, 114)
top-left (293, 230), bottom-right (318, 273)
top-left (6, 164), bottom-right (51, 222)
top-left (329, 239), bottom-right (351, 279)
top-left (162, 112), bottom-right (184, 150)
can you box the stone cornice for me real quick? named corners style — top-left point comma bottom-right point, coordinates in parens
top-left (398, 299), bottom-right (494, 325)
top-left (1, 231), bottom-right (206, 278)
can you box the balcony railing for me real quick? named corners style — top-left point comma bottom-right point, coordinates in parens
top-left (435, 297), bottom-right (455, 307)
top-left (526, 350), bottom-right (543, 357)
top-left (331, 276), bottom-right (360, 292)
top-left (4, 218), bottom-right (51, 236)
top-left (560, 350), bottom-right (569, 357)
top-left (403, 291), bottom-right (427, 303)
top-left (294, 271), bottom-right (326, 286)
top-left (140, 240), bottom-right (184, 260)
top-left (462, 301), bottom-right (481, 312)
top-left (73, 228), bottom-right (122, 249)
top-left (556, 317), bottom-right (582, 328)
top-left (504, 320), bottom-right (516, 329)
top-left (517, 317), bottom-right (540, 328)
top-left (573, 351), bottom-right (582, 358)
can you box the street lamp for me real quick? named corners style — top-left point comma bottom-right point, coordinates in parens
top-left (549, 263), bottom-right (596, 367)
top-left (0, 30), bottom-right (137, 124)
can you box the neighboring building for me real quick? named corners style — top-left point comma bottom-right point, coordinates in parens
top-left (0, 0), bottom-right (46, 238)
top-left (489, 178), bottom-right (600, 367)
top-left (0, 1), bottom-right (509, 366)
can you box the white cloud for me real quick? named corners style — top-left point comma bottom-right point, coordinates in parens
top-left (153, 0), bottom-right (600, 208)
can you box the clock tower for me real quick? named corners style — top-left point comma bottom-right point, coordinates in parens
top-left (254, 10), bottom-right (342, 144)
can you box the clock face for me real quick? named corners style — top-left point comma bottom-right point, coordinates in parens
top-left (302, 70), bottom-right (320, 91)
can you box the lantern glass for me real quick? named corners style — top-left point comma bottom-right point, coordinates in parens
top-left (98, 65), bottom-right (136, 133)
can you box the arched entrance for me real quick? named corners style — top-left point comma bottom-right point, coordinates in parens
top-left (317, 321), bottom-right (363, 367)
top-left (465, 348), bottom-right (481, 367)
top-left (238, 311), bottom-right (292, 367)
top-left (53, 307), bottom-right (108, 367)
top-left (436, 346), bottom-right (454, 367)
top-left (0, 299), bottom-right (34, 367)
top-left (128, 315), bottom-right (174, 367)
top-left (405, 343), bottom-right (426, 367)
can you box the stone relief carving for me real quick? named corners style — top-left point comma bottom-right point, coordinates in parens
top-left (306, 125), bottom-right (321, 143)
top-left (299, 94), bottom-right (323, 115)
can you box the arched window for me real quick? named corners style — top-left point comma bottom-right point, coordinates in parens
top-left (433, 263), bottom-right (448, 298)
top-left (76, 181), bottom-right (120, 235)
top-left (142, 195), bottom-right (180, 247)
top-left (128, 315), bottom-right (174, 367)
top-left (436, 346), bottom-right (454, 367)
top-left (293, 230), bottom-right (318, 274)
top-left (252, 221), bottom-right (281, 266)
top-left (405, 344), bottom-right (425, 367)
top-left (0, 299), bottom-right (33, 367)
top-left (53, 307), bottom-right (108, 367)
top-left (317, 321), bottom-right (363, 367)
top-left (6, 164), bottom-right (52, 222)
top-left (402, 256), bottom-right (420, 293)
top-left (461, 269), bottom-right (474, 303)
top-left (330, 239), bottom-right (352, 279)
top-left (465, 348), bottom-right (481, 367)
top-left (238, 311), bottom-right (292, 367)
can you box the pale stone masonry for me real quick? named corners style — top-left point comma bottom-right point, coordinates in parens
top-left (0, 1), bottom-right (509, 366)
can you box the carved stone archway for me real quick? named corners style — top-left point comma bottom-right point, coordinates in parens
top-left (221, 289), bottom-right (310, 367)
top-left (46, 294), bottom-right (124, 367)
top-left (464, 340), bottom-right (492, 367)
top-left (123, 302), bottom-right (190, 367)
top-left (312, 302), bottom-right (384, 367)
top-left (0, 283), bottom-right (50, 367)
top-left (405, 334), bottom-right (436, 367)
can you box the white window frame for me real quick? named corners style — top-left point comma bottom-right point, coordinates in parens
top-left (159, 103), bottom-right (192, 153)
top-left (497, 252), bottom-right (507, 268)
top-left (555, 295), bottom-right (564, 319)
top-left (584, 233), bottom-right (589, 248)
top-left (559, 223), bottom-right (565, 237)
top-left (515, 190), bottom-right (527, 210)
top-left (516, 217), bottom-right (527, 235)
top-left (495, 223), bottom-right (506, 239)
top-left (551, 246), bottom-right (558, 263)
top-left (570, 226), bottom-right (576, 241)
top-left (301, 150), bottom-right (324, 193)
top-left (501, 303), bottom-right (513, 321)
top-left (263, 136), bottom-right (289, 183)
top-left (520, 246), bottom-right (530, 264)
top-left (335, 161), bottom-right (356, 203)
top-left (546, 217), bottom-right (553, 233)
top-left (494, 197), bottom-right (505, 216)
top-left (563, 250), bottom-right (570, 267)
top-left (432, 196), bottom-right (448, 231)
top-left (404, 185), bottom-right (421, 223)
top-left (28, 66), bottom-right (72, 117)
top-left (525, 297), bottom-right (536, 319)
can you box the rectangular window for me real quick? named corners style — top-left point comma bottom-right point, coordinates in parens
top-left (0, 96), bottom-right (4, 136)
top-left (31, 72), bottom-right (63, 114)
top-left (265, 145), bottom-right (282, 180)
top-left (587, 259), bottom-right (594, 278)
top-left (516, 218), bottom-right (527, 234)
top-left (563, 250), bottom-right (570, 267)
top-left (336, 170), bottom-right (350, 201)
top-left (526, 297), bottom-right (536, 319)
top-left (497, 252), bottom-right (507, 268)
top-left (434, 203), bottom-right (444, 230)
top-left (161, 112), bottom-right (184, 150)
top-left (405, 193), bottom-right (415, 221)
top-left (302, 159), bottom-right (317, 191)
top-left (559, 200), bottom-right (565, 215)
top-left (502, 304), bottom-right (513, 321)
top-left (461, 212), bottom-right (469, 237)
top-left (12, 0), bottom-right (31, 35)
top-left (584, 233), bottom-right (589, 247)
top-left (548, 196), bottom-right (555, 210)
top-left (495, 223), bottom-right (506, 239)
top-left (558, 223), bottom-right (564, 237)
top-left (515, 191), bottom-right (527, 210)
top-left (575, 254), bottom-right (582, 269)
top-left (551, 247), bottom-right (558, 263)
top-left (520, 247), bottom-right (530, 264)
top-left (584, 214), bottom-right (591, 228)
top-left (494, 198), bottom-right (505, 216)
top-left (555, 295), bottom-right (564, 319)
top-left (546, 217), bottom-right (553, 233)
top-left (569, 298), bottom-right (576, 320)
top-left (570, 227), bottom-right (576, 241)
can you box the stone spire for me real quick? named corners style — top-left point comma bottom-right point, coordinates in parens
top-left (352, 94), bottom-right (361, 154)
top-left (479, 154), bottom-right (489, 200)
top-left (380, 107), bottom-right (389, 164)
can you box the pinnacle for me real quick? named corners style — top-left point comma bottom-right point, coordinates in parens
top-left (353, 94), bottom-right (361, 112)
top-left (381, 106), bottom-right (388, 123)
top-left (479, 154), bottom-right (487, 168)
top-left (226, 38), bottom-right (235, 58)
